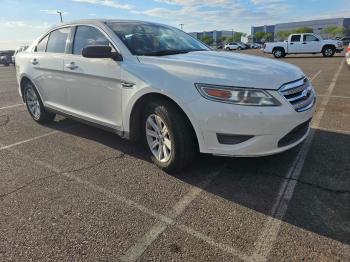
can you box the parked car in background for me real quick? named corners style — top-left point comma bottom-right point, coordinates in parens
top-left (224, 42), bottom-right (239, 50)
top-left (238, 42), bottom-right (249, 49)
top-left (264, 33), bottom-right (343, 58)
top-left (0, 52), bottom-right (11, 66)
top-left (340, 37), bottom-right (350, 46)
top-left (346, 44), bottom-right (350, 66)
top-left (12, 46), bottom-right (28, 65)
top-left (249, 43), bottom-right (262, 49)
top-left (225, 42), bottom-right (246, 50)
top-left (16, 19), bottom-right (316, 172)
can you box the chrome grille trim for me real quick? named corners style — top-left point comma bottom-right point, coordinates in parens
top-left (279, 77), bottom-right (315, 112)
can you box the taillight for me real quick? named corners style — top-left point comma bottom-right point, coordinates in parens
top-left (348, 46), bottom-right (350, 52)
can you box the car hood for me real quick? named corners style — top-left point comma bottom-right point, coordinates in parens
top-left (137, 51), bottom-right (304, 90)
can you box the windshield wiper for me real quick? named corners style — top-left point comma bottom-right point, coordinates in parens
top-left (141, 50), bottom-right (190, 56)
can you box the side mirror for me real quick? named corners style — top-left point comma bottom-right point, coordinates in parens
top-left (82, 45), bottom-right (122, 61)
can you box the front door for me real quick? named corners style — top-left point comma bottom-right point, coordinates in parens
top-left (302, 34), bottom-right (322, 53)
top-left (63, 25), bottom-right (123, 130)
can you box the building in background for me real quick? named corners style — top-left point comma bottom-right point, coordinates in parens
top-left (251, 17), bottom-right (350, 42)
top-left (189, 30), bottom-right (235, 45)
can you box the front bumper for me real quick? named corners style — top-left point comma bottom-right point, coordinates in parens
top-left (189, 90), bottom-right (315, 157)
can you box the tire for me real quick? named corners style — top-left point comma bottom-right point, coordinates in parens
top-left (322, 46), bottom-right (335, 57)
top-left (237, 47), bottom-right (242, 50)
top-left (225, 47), bottom-right (230, 51)
top-left (23, 81), bottom-right (55, 124)
top-left (142, 100), bottom-right (197, 173)
top-left (273, 48), bottom-right (285, 58)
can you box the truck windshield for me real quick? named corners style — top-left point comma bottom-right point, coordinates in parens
top-left (106, 21), bottom-right (210, 56)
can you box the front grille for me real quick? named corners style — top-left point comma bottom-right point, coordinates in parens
top-left (279, 77), bottom-right (315, 112)
top-left (278, 119), bottom-right (311, 148)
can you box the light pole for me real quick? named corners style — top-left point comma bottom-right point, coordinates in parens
top-left (179, 24), bottom-right (184, 31)
top-left (232, 29), bottom-right (234, 40)
top-left (57, 11), bottom-right (63, 23)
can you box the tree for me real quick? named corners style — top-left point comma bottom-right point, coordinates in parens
top-left (294, 27), bottom-right (313, 34)
top-left (200, 35), bottom-right (214, 45)
top-left (323, 26), bottom-right (345, 38)
top-left (233, 32), bottom-right (247, 42)
top-left (276, 27), bottom-right (314, 41)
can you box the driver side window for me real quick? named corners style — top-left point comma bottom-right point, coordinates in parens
top-left (73, 26), bottom-right (112, 55)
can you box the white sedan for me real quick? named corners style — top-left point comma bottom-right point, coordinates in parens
top-left (15, 19), bottom-right (315, 173)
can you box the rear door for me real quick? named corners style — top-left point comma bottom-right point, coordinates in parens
top-left (302, 34), bottom-right (322, 52)
top-left (62, 25), bottom-right (123, 130)
top-left (288, 34), bottom-right (302, 53)
top-left (31, 27), bottom-right (71, 110)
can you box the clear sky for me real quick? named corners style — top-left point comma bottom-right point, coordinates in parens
top-left (0, 0), bottom-right (349, 49)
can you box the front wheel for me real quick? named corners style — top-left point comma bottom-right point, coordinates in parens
top-left (23, 81), bottom-right (56, 124)
top-left (142, 100), bottom-right (197, 173)
top-left (225, 47), bottom-right (230, 51)
top-left (322, 47), bottom-right (335, 57)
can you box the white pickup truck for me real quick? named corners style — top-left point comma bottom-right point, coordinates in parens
top-left (264, 33), bottom-right (344, 58)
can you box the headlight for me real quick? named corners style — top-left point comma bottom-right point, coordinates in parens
top-left (195, 83), bottom-right (281, 106)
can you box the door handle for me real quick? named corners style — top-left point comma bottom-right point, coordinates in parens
top-left (302, 42), bottom-right (307, 44)
top-left (31, 59), bottom-right (39, 65)
top-left (121, 81), bottom-right (135, 88)
top-left (290, 43), bottom-right (294, 45)
top-left (65, 62), bottom-right (78, 70)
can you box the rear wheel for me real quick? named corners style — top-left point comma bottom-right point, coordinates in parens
top-left (322, 46), bottom-right (335, 57)
top-left (23, 81), bottom-right (55, 123)
top-left (142, 100), bottom-right (197, 173)
top-left (273, 48), bottom-right (285, 58)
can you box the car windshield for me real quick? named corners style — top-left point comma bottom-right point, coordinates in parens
top-left (106, 21), bottom-right (210, 56)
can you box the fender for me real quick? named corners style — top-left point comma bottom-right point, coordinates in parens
top-left (123, 86), bottom-right (206, 151)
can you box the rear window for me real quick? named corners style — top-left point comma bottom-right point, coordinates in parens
top-left (46, 27), bottom-right (70, 53)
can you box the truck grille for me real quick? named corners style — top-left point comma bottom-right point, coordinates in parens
top-left (279, 77), bottom-right (315, 112)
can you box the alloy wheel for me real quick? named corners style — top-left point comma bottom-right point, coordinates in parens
top-left (145, 114), bottom-right (172, 163)
top-left (25, 87), bottom-right (41, 120)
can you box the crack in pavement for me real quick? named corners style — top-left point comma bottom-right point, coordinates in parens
top-left (0, 154), bottom-right (125, 200)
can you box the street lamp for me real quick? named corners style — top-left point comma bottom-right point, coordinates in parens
top-left (179, 24), bottom-right (184, 31)
top-left (57, 11), bottom-right (63, 23)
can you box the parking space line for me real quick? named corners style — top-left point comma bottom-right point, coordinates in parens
top-left (121, 166), bottom-right (225, 262)
top-left (0, 103), bottom-right (24, 110)
top-left (312, 60), bottom-right (345, 128)
top-left (317, 94), bottom-right (350, 99)
top-left (310, 70), bottom-right (322, 82)
top-left (0, 131), bottom-right (60, 151)
top-left (250, 58), bottom-right (345, 262)
top-left (0, 125), bottom-right (79, 152)
top-left (5, 145), bottom-right (248, 261)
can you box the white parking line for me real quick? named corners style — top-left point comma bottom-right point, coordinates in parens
top-left (0, 103), bottom-right (24, 110)
top-left (312, 60), bottom-right (345, 128)
top-left (121, 166), bottom-right (225, 262)
top-left (317, 94), bottom-right (350, 99)
top-left (250, 58), bottom-right (345, 262)
top-left (310, 70), bottom-right (322, 82)
top-left (0, 131), bottom-right (60, 151)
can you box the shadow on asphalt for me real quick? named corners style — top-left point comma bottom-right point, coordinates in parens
top-left (45, 118), bottom-right (350, 245)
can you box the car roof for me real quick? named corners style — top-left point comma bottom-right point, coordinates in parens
top-left (52, 19), bottom-right (167, 29)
